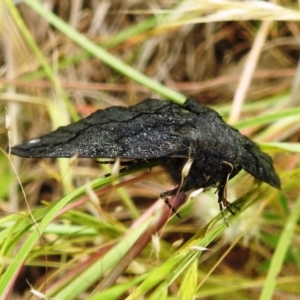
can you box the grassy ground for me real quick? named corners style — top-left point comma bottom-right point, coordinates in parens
top-left (1, 1), bottom-right (300, 299)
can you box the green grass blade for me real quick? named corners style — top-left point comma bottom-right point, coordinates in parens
top-left (53, 218), bottom-right (152, 300)
top-left (87, 274), bottom-right (149, 300)
top-left (0, 173), bottom-right (114, 297)
top-left (0, 196), bottom-right (75, 297)
top-left (261, 142), bottom-right (300, 153)
top-left (259, 192), bottom-right (300, 300)
top-left (234, 107), bottom-right (300, 129)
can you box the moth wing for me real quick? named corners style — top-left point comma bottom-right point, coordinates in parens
top-left (9, 99), bottom-right (191, 159)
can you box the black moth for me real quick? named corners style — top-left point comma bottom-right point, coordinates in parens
top-left (9, 98), bottom-right (280, 222)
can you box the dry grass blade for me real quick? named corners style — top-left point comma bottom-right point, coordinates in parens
top-left (160, 0), bottom-right (300, 26)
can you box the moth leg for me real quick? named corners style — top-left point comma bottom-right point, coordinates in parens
top-left (159, 158), bottom-right (194, 218)
top-left (160, 188), bottom-right (182, 218)
top-left (218, 185), bottom-right (232, 227)
top-left (217, 161), bottom-right (239, 226)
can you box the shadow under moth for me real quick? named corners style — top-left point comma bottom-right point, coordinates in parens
top-left (9, 98), bottom-right (281, 223)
